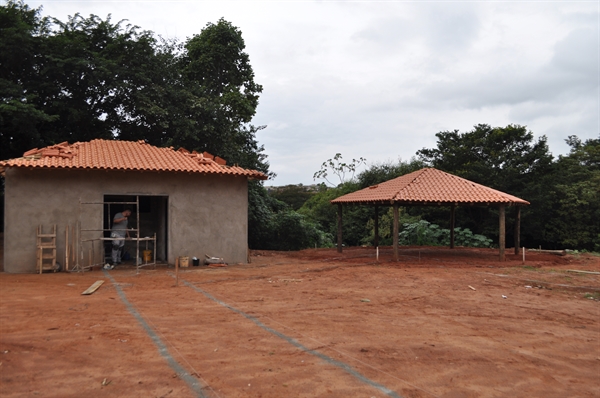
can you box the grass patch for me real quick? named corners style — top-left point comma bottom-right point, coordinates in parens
top-left (583, 292), bottom-right (600, 301)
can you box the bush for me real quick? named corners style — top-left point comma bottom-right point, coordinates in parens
top-left (268, 210), bottom-right (333, 251)
top-left (398, 220), bottom-right (493, 248)
top-left (249, 182), bottom-right (332, 251)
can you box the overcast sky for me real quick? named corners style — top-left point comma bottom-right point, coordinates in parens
top-left (28, 0), bottom-right (599, 186)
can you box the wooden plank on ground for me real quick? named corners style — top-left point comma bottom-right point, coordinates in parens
top-left (82, 280), bottom-right (104, 295)
top-left (567, 270), bottom-right (600, 275)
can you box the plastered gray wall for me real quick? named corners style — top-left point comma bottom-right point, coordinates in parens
top-left (3, 168), bottom-right (249, 273)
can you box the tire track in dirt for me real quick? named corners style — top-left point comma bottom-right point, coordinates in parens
top-left (179, 277), bottom-right (404, 398)
top-left (113, 270), bottom-right (406, 397)
top-left (103, 270), bottom-right (211, 398)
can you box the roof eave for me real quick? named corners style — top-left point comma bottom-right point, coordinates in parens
top-left (331, 199), bottom-right (530, 206)
top-left (0, 163), bottom-right (269, 180)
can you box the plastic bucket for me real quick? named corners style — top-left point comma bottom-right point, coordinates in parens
top-left (143, 250), bottom-right (152, 262)
top-left (179, 256), bottom-right (189, 267)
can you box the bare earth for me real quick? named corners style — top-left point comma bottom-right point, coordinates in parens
top-left (1, 246), bottom-right (599, 398)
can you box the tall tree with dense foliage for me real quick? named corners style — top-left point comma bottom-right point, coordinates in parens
top-left (416, 124), bottom-right (554, 196)
top-left (544, 137), bottom-right (600, 250)
top-left (0, 3), bottom-right (269, 174)
top-left (269, 184), bottom-right (323, 211)
top-left (416, 124), bottom-right (555, 247)
top-left (174, 18), bottom-right (267, 172)
top-left (0, 1), bottom-right (276, 244)
top-left (0, 0), bottom-right (54, 160)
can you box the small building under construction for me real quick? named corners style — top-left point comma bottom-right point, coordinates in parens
top-left (0, 139), bottom-right (267, 273)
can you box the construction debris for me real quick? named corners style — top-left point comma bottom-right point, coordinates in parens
top-left (81, 280), bottom-right (104, 295)
top-left (567, 270), bottom-right (600, 275)
top-left (204, 254), bottom-right (226, 265)
top-left (527, 249), bottom-right (566, 256)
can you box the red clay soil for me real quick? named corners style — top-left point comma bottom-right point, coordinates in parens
top-left (1, 246), bottom-right (599, 398)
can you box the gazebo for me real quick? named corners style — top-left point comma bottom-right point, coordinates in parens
top-left (330, 168), bottom-right (529, 261)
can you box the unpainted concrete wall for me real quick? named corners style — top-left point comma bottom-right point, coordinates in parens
top-left (3, 168), bottom-right (248, 273)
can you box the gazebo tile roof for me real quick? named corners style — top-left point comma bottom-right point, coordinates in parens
top-left (0, 139), bottom-right (268, 180)
top-left (331, 168), bottom-right (529, 205)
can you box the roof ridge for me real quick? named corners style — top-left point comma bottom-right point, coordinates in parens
top-left (435, 169), bottom-right (523, 201)
top-left (391, 167), bottom-right (429, 202)
top-left (331, 167), bottom-right (529, 205)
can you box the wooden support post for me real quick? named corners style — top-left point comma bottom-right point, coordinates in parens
top-left (65, 225), bottom-right (68, 271)
top-left (37, 225), bottom-right (42, 275)
top-left (374, 206), bottom-right (379, 248)
top-left (337, 204), bottom-right (343, 253)
top-left (393, 203), bottom-right (399, 262)
top-left (450, 204), bottom-right (456, 249)
top-left (514, 206), bottom-right (521, 255)
top-left (175, 256), bottom-right (179, 286)
top-left (71, 232), bottom-right (75, 267)
top-left (499, 204), bottom-right (506, 261)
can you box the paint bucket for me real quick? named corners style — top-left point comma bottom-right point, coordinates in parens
top-left (192, 257), bottom-right (200, 266)
top-left (179, 256), bottom-right (189, 267)
top-left (143, 250), bottom-right (152, 263)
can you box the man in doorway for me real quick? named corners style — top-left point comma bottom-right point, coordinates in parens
top-left (105, 209), bottom-right (131, 269)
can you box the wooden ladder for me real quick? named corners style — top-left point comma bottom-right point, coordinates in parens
top-left (37, 225), bottom-right (57, 273)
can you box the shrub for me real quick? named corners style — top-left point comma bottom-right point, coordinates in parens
top-left (269, 210), bottom-right (333, 251)
top-left (398, 220), bottom-right (493, 248)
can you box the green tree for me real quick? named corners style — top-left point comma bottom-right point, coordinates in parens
top-left (0, 7), bottom-right (269, 173)
top-left (269, 210), bottom-right (328, 251)
top-left (0, 3), bottom-right (275, 244)
top-left (417, 124), bottom-right (554, 194)
top-left (0, 2), bottom-right (177, 159)
top-left (248, 181), bottom-right (287, 249)
top-left (269, 184), bottom-right (317, 211)
top-left (313, 153), bottom-right (366, 187)
top-left (40, 13), bottom-right (165, 144)
top-left (0, 0), bottom-right (55, 160)
top-left (416, 124), bottom-right (555, 247)
top-left (356, 158), bottom-right (425, 188)
top-left (544, 137), bottom-right (600, 250)
top-left (178, 18), bottom-right (266, 172)
top-left (298, 181), bottom-right (359, 241)
top-left (248, 181), bottom-right (331, 250)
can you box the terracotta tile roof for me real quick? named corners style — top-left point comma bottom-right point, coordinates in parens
top-left (0, 140), bottom-right (268, 180)
top-left (331, 168), bottom-right (529, 206)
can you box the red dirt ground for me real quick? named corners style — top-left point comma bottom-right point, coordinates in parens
top-left (1, 246), bottom-right (599, 398)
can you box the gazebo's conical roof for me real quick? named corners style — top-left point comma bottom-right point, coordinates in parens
top-left (331, 168), bottom-right (529, 206)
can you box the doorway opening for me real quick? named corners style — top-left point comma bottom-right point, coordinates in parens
top-left (103, 195), bottom-right (168, 262)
